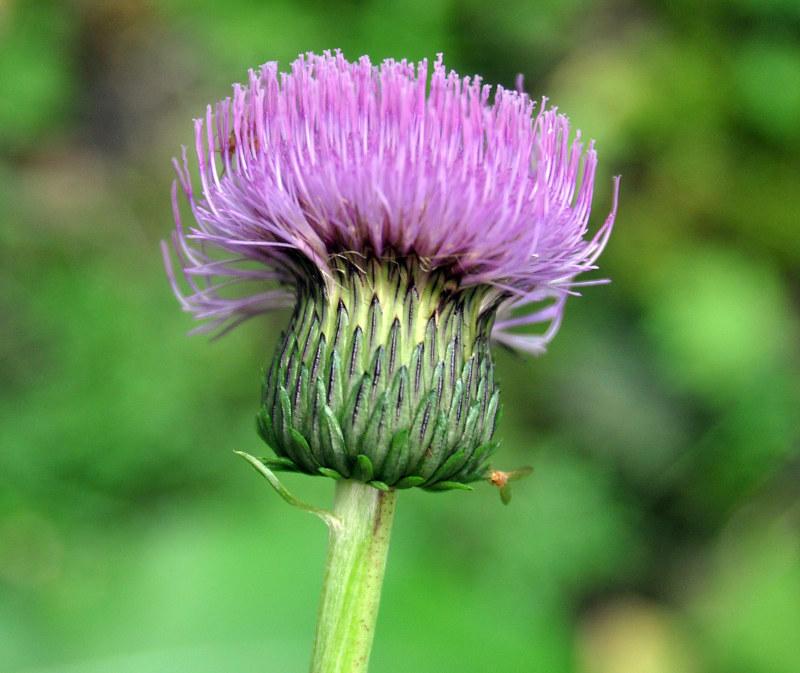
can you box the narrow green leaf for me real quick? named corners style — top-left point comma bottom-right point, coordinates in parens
top-left (442, 336), bottom-right (458, 409)
top-left (256, 410), bottom-right (278, 451)
top-left (341, 373), bottom-right (370, 449)
top-left (429, 361), bottom-right (445, 413)
top-left (353, 454), bottom-right (374, 482)
top-left (387, 317), bottom-right (402, 375)
top-left (293, 364), bottom-right (310, 426)
top-left (381, 429), bottom-right (410, 485)
top-left (331, 299), bottom-right (350, 352)
top-left (408, 390), bottom-right (437, 472)
top-left (409, 342), bottom-right (425, 395)
top-left (309, 333), bottom-right (327, 382)
top-left (395, 475), bottom-right (425, 489)
top-left (416, 410), bottom-right (448, 480)
top-left (283, 342), bottom-right (300, 392)
top-left (277, 387), bottom-right (294, 451)
top-left (234, 451), bottom-right (341, 532)
top-left (345, 325), bottom-right (364, 380)
top-left (358, 392), bottom-right (390, 467)
top-left (320, 405), bottom-right (351, 476)
top-left (327, 350), bottom-right (345, 410)
top-left (421, 321), bottom-right (437, 384)
top-left (423, 480), bottom-right (473, 492)
top-left (445, 379), bottom-right (466, 448)
top-left (367, 345), bottom-right (387, 403)
top-left (290, 427), bottom-right (321, 468)
top-left (424, 316), bottom-right (437, 367)
top-left (366, 295), bottom-right (384, 352)
top-left (479, 389), bottom-right (500, 445)
top-left (460, 400), bottom-right (482, 447)
top-left (387, 365), bottom-right (410, 438)
top-left (455, 440), bottom-right (497, 481)
top-left (424, 448), bottom-right (468, 485)
top-left (402, 285), bottom-right (420, 341)
top-left (261, 456), bottom-right (299, 472)
top-left (318, 467), bottom-right (345, 480)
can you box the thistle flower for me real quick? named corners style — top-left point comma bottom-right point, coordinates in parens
top-left (165, 51), bottom-right (618, 491)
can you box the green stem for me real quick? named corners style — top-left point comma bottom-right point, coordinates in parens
top-left (309, 480), bottom-right (397, 673)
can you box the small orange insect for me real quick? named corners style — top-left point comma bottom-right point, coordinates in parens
top-left (222, 129), bottom-right (260, 155)
top-left (489, 466), bottom-right (533, 505)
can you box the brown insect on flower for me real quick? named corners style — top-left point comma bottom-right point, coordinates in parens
top-left (221, 130), bottom-right (260, 155)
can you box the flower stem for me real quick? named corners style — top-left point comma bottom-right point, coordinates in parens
top-left (309, 480), bottom-right (397, 673)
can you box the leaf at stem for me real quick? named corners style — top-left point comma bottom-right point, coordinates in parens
top-left (235, 450), bottom-right (342, 532)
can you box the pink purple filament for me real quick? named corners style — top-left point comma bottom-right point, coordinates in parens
top-left (165, 51), bottom-right (618, 353)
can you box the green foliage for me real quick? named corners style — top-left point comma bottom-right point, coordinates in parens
top-left (0, 2), bottom-right (77, 153)
top-left (1, 0), bottom-right (798, 671)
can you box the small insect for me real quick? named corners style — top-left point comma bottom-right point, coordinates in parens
top-left (216, 131), bottom-right (259, 178)
top-left (489, 466), bottom-right (533, 505)
top-left (221, 129), bottom-right (260, 155)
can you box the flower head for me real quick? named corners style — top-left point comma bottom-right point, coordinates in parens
top-left (166, 50), bottom-right (617, 352)
top-left (165, 51), bottom-right (618, 489)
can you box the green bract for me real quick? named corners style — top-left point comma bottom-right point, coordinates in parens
top-left (257, 256), bottom-right (501, 491)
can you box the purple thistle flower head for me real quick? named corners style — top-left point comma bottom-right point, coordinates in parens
top-left (165, 50), bottom-right (618, 353)
top-left (165, 51), bottom-right (618, 490)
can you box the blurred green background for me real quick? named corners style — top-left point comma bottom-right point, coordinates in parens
top-left (1, 0), bottom-right (798, 671)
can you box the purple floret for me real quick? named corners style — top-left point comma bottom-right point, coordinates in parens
top-left (165, 50), bottom-right (618, 352)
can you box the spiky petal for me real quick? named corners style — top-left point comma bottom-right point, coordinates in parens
top-left (165, 51), bottom-right (617, 352)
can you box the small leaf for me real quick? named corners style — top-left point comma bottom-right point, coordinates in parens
top-left (277, 387), bottom-right (294, 451)
top-left (381, 429), bottom-right (410, 484)
top-left (261, 457), bottom-right (299, 472)
top-left (424, 448), bottom-right (468, 485)
top-left (345, 325), bottom-right (364, 379)
top-left (368, 345), bottom-right (387, 403)
top-left (293, 364), bottom-right (310, 424)
top-left (234, 451), bottom-right (341, 532)
top-left (409, 343), bottom-right (425, 395)
top-left (256, 411), bottom-right (278, 451)
top-left (353, 454), bottom-right (374, 482)
top-left (290, 427), bottom-right (321, 469)
top-left (367, 295), bottom-right (384, 353)
top-left (358, 391), bottom-right (390, 462)
top-left (445, 379), bottom-right (466, 447)
top-left (326, 350), bottom-right (345, 409)
top-left (443, 336), bottom-right (459, 408)
top-left (395, 475), bottom-right (425, 489)
top-left (416, 410), bottom-right (448, 480)
top-left (402, 285), bottom-right (420, 341)
top-left (388, 365), bottom-right (411, 434)
top-left (424, 317), bottom-right (437, 368)
top-left (320, 405), bottom-right (350, 476)
top-left (387, 318), bottom-right (402, 375)
top-left (409, 390), bottom-right (438, 470)
top-left (318, 467), bottom-right (345, 480)
top-left (423, 481), bottom-right (473, 492)
top-left (341, 374), bottom-right (370, 448)
top-left (479, 389), bottom-right (500, 445)
top-left (331, 299), bottom-right (349, 351)
top-left (309, 333), bottom-right (327, 382)
top-left (453, 440), bottom-right (497, 482)
top-left (460, 400), bottom-right (482, 447)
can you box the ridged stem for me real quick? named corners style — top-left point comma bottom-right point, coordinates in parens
top-left (309, 480), bottom-right (397, 673)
